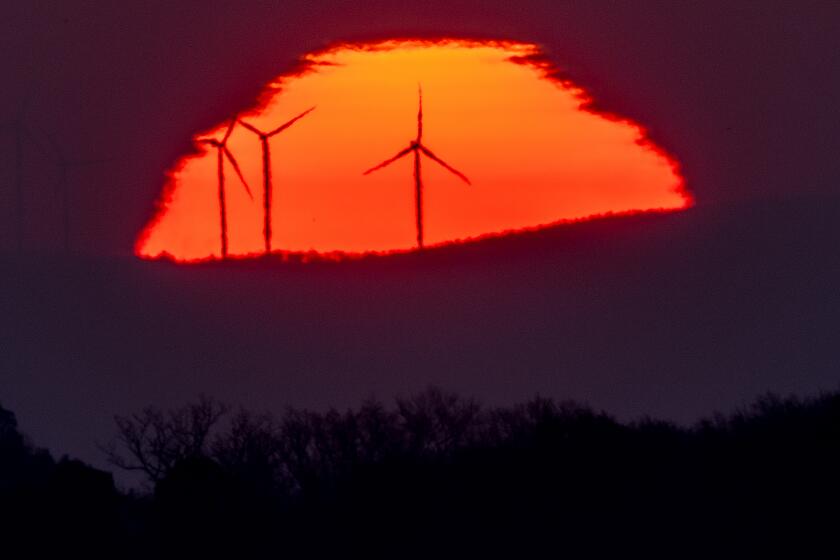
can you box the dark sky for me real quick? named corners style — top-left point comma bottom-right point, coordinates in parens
top-left (2, 2), bottom-right (839, 478)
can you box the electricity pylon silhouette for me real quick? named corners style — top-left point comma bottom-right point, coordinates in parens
top-left (363, 86), bottom-right (470, 249)
top-left (239, 106), bottom-right (315, 254)
top-left (198, 118), bottom-right (252, 259)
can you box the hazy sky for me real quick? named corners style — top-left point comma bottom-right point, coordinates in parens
top-left (2, 2), bottom-right (839, 478)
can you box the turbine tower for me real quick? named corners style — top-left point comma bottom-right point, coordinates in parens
top-left (198, 118), bottom-right (252, 259)
top-left (239, 106), bottom-right (315, 255)
top-left (41, 131), bottom-right (114, 253)
top-left (362, 86), bottom-right (471, 249)
top-left (1, 85), bottom-right (41, 253)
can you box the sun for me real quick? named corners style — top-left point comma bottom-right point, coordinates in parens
top-left (136, 39), bottom-right (691, 262)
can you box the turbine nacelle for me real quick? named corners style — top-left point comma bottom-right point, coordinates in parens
top-left (197, 119), bottom-right (253, 201)
top-left (362, 86), bottom-right (471, 249)
top-left (239, 106), bottom-right (317, 142)
top-left (237, 106), bottom-right (316, 255)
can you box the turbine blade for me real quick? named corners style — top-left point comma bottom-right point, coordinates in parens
top-left (223, 147), bottom-right (253, 199)
top-left (419, 145), bottom-right (471, 185)
top-left (266, 106), bottom-right (316, 137)
top-left (222, 116), bottom-right (238, 143)
top-left (67, 157), bottom-right (118, 168)
top-left (416, 84), bottom-right (423, 143)
top-left (362, 146), bottom-right (413, 175)
top-left (238, 120), bottom-right (264, 136)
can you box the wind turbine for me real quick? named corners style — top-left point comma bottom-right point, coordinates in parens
top-left (239, 106), bottom-right (315, 255)
top-left (1, 83), bottom-right (43, 253)
top-left (362, 86), bottom-right (471, 249)
top-left (40, 131), bottom-right (115, 253)
top-left (197, 118), bottom-right (252, 259)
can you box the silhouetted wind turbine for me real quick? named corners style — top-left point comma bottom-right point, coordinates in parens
top-left (363, 86), bottom-right (470, 249)
top-left (239, 106), bottom-right (315, 254)
top-left (198, 118), bottom-right (252, 259)
top-left (1, 83), bottom-right (42, 253)
top-left (41, 131), bottom-right (115, 253)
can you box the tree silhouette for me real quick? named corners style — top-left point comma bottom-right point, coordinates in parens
top-left (103, 396), bottom-right (228, 484)
top-left (395, 387), bottom-right (482, 455)
top-left (5, 387), bottom-right (836, 554)
top-left (212, 409), bottom-right (286, 498)
top-left (1, 402), bottom-right (121, 553)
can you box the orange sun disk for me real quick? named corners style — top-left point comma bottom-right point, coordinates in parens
top-left (136, 39), bottom-right (691, 262)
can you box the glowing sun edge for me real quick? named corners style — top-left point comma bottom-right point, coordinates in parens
top-left (135, 38), bottom-right (692, 263)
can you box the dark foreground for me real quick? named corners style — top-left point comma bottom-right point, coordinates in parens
top-left (2, 387), bottom-right (839, 556)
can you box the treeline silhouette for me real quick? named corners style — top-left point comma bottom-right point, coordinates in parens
top-left (3, 387), bottom-right (840, 556)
